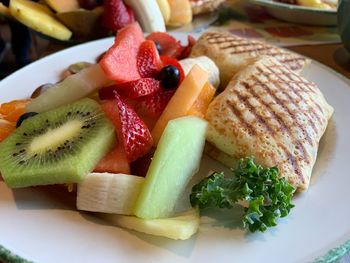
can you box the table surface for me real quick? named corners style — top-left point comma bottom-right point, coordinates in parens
top-left (288, 43), bottom-right (350, 79)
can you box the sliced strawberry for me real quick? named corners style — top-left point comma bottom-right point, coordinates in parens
top-left (94, 144), bottom-right (130, 174)
top-left (117, 78), bottom-right (161, 99)
top-left (146, 32), bottom-right (184, 58)
top-left (137, 40), bottom-right (162, 78)
top-left (178, 35), bottom-right (196, 59)
top-left (99, 78), bottom-right (161, 100)
top-left (102, 0), bottom-right (134, 32)
top-left (99, 23), bottom-right (144, 83)
top-left (160, 56), bottom-right (185, 84)
top-left (102, 94), bottom-right (153, 162)
top-left (134, 89), bottom-right (175, 130)
top-left (135, 89), bottom-right (175, 118)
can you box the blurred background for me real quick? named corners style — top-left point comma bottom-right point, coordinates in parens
top-left (0, 0), bottom-right (346, 80)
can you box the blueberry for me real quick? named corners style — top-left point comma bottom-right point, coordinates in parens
top-left (16, 112), bottom-right (38, 128)
top-left (159, 65), bottom-right (180, 89)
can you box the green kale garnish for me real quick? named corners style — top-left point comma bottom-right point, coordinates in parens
top-left (190, 157), bottom-right (295, 233)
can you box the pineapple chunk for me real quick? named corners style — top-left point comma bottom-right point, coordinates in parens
top-left (100, 208), bottom-right (200, 240)
top-left (0, 3), bottom-right (11, 18)
top-left (9, 0), bottom-right (72, 41)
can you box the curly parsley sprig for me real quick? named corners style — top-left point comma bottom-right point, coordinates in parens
top-left (190, 157), bottom-right (295, 233)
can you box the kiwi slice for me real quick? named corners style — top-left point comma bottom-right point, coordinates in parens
top-left (0, 98), bottom-right (116, 188)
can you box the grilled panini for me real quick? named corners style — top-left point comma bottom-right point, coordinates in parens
top-left (205, 56), bottom-right (333, 191)
top-left (190, 31), bottom-right (310, 88)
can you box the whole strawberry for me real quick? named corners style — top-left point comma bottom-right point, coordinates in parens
top-left (102, 0), bottom-right (135, 32)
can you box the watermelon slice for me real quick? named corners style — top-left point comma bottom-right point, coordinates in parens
top-left (99, 22), bottom-right (145, 83)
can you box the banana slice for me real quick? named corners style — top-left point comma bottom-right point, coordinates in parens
top-left (124, 0), bottom-right (166, 32)
top-left (180, 56), bottom-right (220, 89)
top-left (77, 173), bottom-right (144, 215)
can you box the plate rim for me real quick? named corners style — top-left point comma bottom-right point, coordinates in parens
top-left (250, 0), bottom-right (337, 14)
top-left (0, 33), bottom-right (350, 263)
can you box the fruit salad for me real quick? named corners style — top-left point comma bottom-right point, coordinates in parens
top-left (0, 22), bottom-right (215, 240)
top-left (2, 0), bottom-right (217, 41)
top-left (0, 23), bottom-right (295, 240)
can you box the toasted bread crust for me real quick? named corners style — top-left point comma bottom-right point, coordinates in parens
top-left (190, 31), bottom-right (310, 88)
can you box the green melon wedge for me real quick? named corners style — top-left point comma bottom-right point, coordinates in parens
top-left (134, 116), bottom-right (207, 219)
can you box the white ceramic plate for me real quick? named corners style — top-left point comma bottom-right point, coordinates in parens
top-left (0, 33), bottom-right (350, 263)
top-left (250, 0), bottom-right (337, 26)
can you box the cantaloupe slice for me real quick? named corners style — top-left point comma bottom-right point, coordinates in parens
top-left (167, 0), bottom-right (192, 27)
top-left (0, 119), bottom-right (15, 142)
top-left (151, 65), bottom-right (208, 145)
top-left (9, 0), bottom-right (72, 41)
top-left (187, 82), bottom-right (216, 118)
top-left (45, 0), bottom-right (79, 13)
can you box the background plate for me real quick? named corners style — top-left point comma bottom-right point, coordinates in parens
top-left (250, 0), bottom-right (337, 26)
top-left (0, 33), bottom-right (349, 263)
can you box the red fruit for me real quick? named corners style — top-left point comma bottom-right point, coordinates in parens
top-left (99, 85), bottom-right (117, 100)
top-left (117, 78), bottom-right (161, 99)
top-left (99, 22), bottom-right (144, 83)
top-left (135, 89), bottom-right (175, 130)
top-left (102, 0), bottom-right (134, 32)
top-left (136, 89), bottom-right (175, 117)
top-left (160, 56), bottom-right (185, 84)
top-left (178, 35), bottom-right (196, 59)
top-left (146, 32), bottom-right (183, 58)
top-left (126, 6), bottom-right (135, 22)
top-left (130, 149), bottom-right (155, 177)
top-left (99, 78), bottom-right (161, 100)
top-left (101, 95), bottom-right (153, 162)
top-left (94, 144), bottom-right (130, 174)
top-left (137, 40), bottom-right (162, 78)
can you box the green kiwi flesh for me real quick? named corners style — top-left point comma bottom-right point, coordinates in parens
top-left (0, 98), bottom-right (116, 188)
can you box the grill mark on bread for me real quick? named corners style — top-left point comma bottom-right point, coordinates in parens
top-left (232, 88), bottom-right (304, 181)
top-left (229, 46), bottom-right (274, 55)
top-left (258, 65), bottom-right (324, 127)
top-left (220, 42), bottom-right (265, 50)
top-left (252, 69), bottom-right (319, 138)
top-left (267, 64), bottom-right (325, 114)
top-left (285, 149), bottom-right (305, 184)
top-left (225, 99), bottom-right (257, 136)
top-left (203, 32), bottom-right (306, 71)
top-left (241, 81), bottom-right (310, 165)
